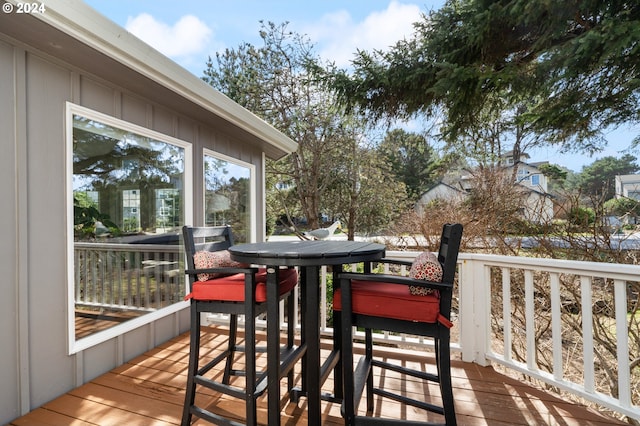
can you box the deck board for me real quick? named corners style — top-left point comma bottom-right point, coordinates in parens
top-left (8, 325), bottom-right (625, 426)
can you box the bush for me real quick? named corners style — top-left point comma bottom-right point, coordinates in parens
top-left (567, 206), bottom-right (595, 229)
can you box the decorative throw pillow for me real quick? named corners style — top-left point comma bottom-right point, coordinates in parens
top-left (193, 250), bottom-right (248, 281)
top-left (408, 251), bottom-right (443, 296)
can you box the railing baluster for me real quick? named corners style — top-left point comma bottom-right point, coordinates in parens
top-left (615, 278), bottom-right (631, 407)
top-left (581, 275), bottom-right (595, 393)
top-left (524, 269), bottom-right (535, 370)
top-left (550, 272), bottom-right (563, 381)
top-left (502, 267), bottom-right (511, 363)
top-left (91, 251), bottom-right (97, 303)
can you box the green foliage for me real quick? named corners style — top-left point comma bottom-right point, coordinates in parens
top-left (567, 206), bottom-right (596, 229)
top-left (573, 154), bottom-right (638, 200)
top-left (377, 129), bottom-right (442, 200)
top-left (323, 0), bottom-right (640, 154)
top-left (322, 137), bottom-right (410, 236)
top-left (604, 197), bottom-right (640, 217)
top-left (73, 194), bottom-right (118, 239)
top-left (203, 22), bottom-right (409, 236)
top-left (538, 164), bottom-right (567, 182)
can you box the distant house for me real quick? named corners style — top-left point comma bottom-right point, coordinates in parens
top-left (415, 180), bottom-right (467, 216)
top-left (416, 152), bottom-right (554, 223)
top-left (615, 174), bottom-right (640, 200)
top-left (0, 1), bottom-right (296, 423)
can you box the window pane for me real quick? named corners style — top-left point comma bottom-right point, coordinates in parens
top-left (72, 113), bottom-right (186, 341)
top-left (531, 174), bottom-right (540, 186)
top-left (204, 154), bottom-right (252, 243)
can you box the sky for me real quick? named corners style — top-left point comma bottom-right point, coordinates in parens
top-left (83, 0), bottom-right (637, 173)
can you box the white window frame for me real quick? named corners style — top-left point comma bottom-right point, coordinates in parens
top-left (65, 102), bottom-right (193, 354)
top-left (203, 148), bottom-right (257, 243)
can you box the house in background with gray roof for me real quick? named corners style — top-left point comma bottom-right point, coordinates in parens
top-left (416, 152), bottom-right (554, 223)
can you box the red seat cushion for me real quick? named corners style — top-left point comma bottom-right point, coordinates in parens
top-left (186, 268), bottom-right (298, 302)
top-left (334, 279), bottom-right (450, 326)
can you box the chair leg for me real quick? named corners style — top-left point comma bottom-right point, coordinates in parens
top-left (332, 267), bottom-right (344, 400)
top-left (223, 314), bottom-right (238, 384)
top-left (181, 305), bottom-right (200, 426)
top-left (340, 281), bottom-right (356, 425)
top-left (438, 335), bottom-right (457, 426)
top-left (244, 294), bottom-right (258, 425)
top-left (286, 291), bottom-right (295, 391)
top-left (365, 329), bottom-right (374, 415)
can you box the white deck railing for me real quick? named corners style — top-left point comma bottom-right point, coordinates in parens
top-left (76, 241), bottom-right (638, 421)
top-left (455, 252), bottom-right (640, 422)
top-left (74, 242), bottom-right (183, 312)
top-left (241, 251), bottom-right (640, 422)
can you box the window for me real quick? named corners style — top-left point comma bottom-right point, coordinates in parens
top-left (203, 150), bottom-right (255, 243)
top-left (67, 103), bottom-right (192, 353)
top-left (531, 174), bottom-right (540, 186)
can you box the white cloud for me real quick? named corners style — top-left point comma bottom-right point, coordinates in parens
top-left (125, 13), bottom-right (212, 59)
top-left (304, 1), bottom-right (422, 67)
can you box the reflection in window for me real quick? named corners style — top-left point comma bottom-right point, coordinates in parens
top-left (71, 111), bottom-right (187, 343)
top-left (204, 152), bottom-right (253, 243)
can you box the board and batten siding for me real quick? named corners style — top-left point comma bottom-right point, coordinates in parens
top-left (0, 35), bottom-right (269, 423)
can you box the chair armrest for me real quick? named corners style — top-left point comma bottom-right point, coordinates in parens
top-left (375, 258), bottom-right (414, 267)
top-left (185, 266), bottom-right (259, 276)
top-left (338, 271), bottom-right (453, 291)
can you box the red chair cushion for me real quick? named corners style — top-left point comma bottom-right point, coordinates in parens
top-left (334, 279), bottom-right (451, 326)
top-left (186, 268), bottom-right (298, 302)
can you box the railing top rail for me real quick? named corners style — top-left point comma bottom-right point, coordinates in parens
top-left (75, 241), bottom-right (180, 253)
top-left (458, 252), bottom-right (640, 278)
top-left (386, 250), bottom-right (640, 279)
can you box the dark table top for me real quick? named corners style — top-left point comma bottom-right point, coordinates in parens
top-left (228, 240), bottom-right (385, 267)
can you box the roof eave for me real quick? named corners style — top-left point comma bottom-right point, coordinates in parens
top-left (19, 0), bottom-right (297, 158)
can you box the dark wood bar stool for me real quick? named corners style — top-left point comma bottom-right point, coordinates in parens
top-left (335, 223), bottom-right (463, 425)
top-left (181, 225), bottom-right (300, 425)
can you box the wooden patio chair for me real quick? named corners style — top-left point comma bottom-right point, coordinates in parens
top-left (181, 225), bottom-right (299, 425)
top-left (334, 223), bottom-right (463, 425)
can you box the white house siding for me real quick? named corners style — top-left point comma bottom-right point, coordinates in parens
top-left (615, 174), bottom-right (640, 200)
top-left (523, 191), bottom-right (554, 223)
top-left (415, 183), bottom-right (466, 215)
top-left (0, 3), bottom-right (295, 422)
top-left (0, 38), bottom-right (22, 422)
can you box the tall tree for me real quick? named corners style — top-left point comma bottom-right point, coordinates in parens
top-left (203, 22), bottom-right (352, 230)
top-left (377, 129), bottom-right (442, 200)
top-left (203, 22), bottom-right (405, 236)
top-left (324, 0), bottom-right (640, 154)
top-left (574, 154), bottom-right (639, 201)
top-left (324, 126), bottom-right (409, 238)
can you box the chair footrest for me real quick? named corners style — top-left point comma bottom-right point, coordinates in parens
top-left (371, 359), bottom-right (439, 383)
top-left (194, 374), bottom-right (246, 400)
top-left (254, 343), bottom-right (307, 397)
top-left (194, 344), bottom-right (304, 399)
top-left (373, 387), bottom-right (445, 415)
top-left (320, 348), bottom-right (340, 387)
top-left (197, 350), bottom-right (231, 377)
top-left (369, 359), bottom-right (444, 415)
top-left (190, 405), bottom-right (246, 426)
top-left (353, 416), bottom-right (445, 425)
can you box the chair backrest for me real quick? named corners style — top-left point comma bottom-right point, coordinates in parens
top-left (182, 225), bottom-right (234, 271)
top-left (437, 223), bottom-right (463, 284)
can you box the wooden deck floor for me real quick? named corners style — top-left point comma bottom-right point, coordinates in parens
top-left (8, 325), bottom-right (624, 426)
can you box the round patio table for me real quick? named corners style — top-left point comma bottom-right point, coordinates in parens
top-left (229, 240), bottom-right (385, 426)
